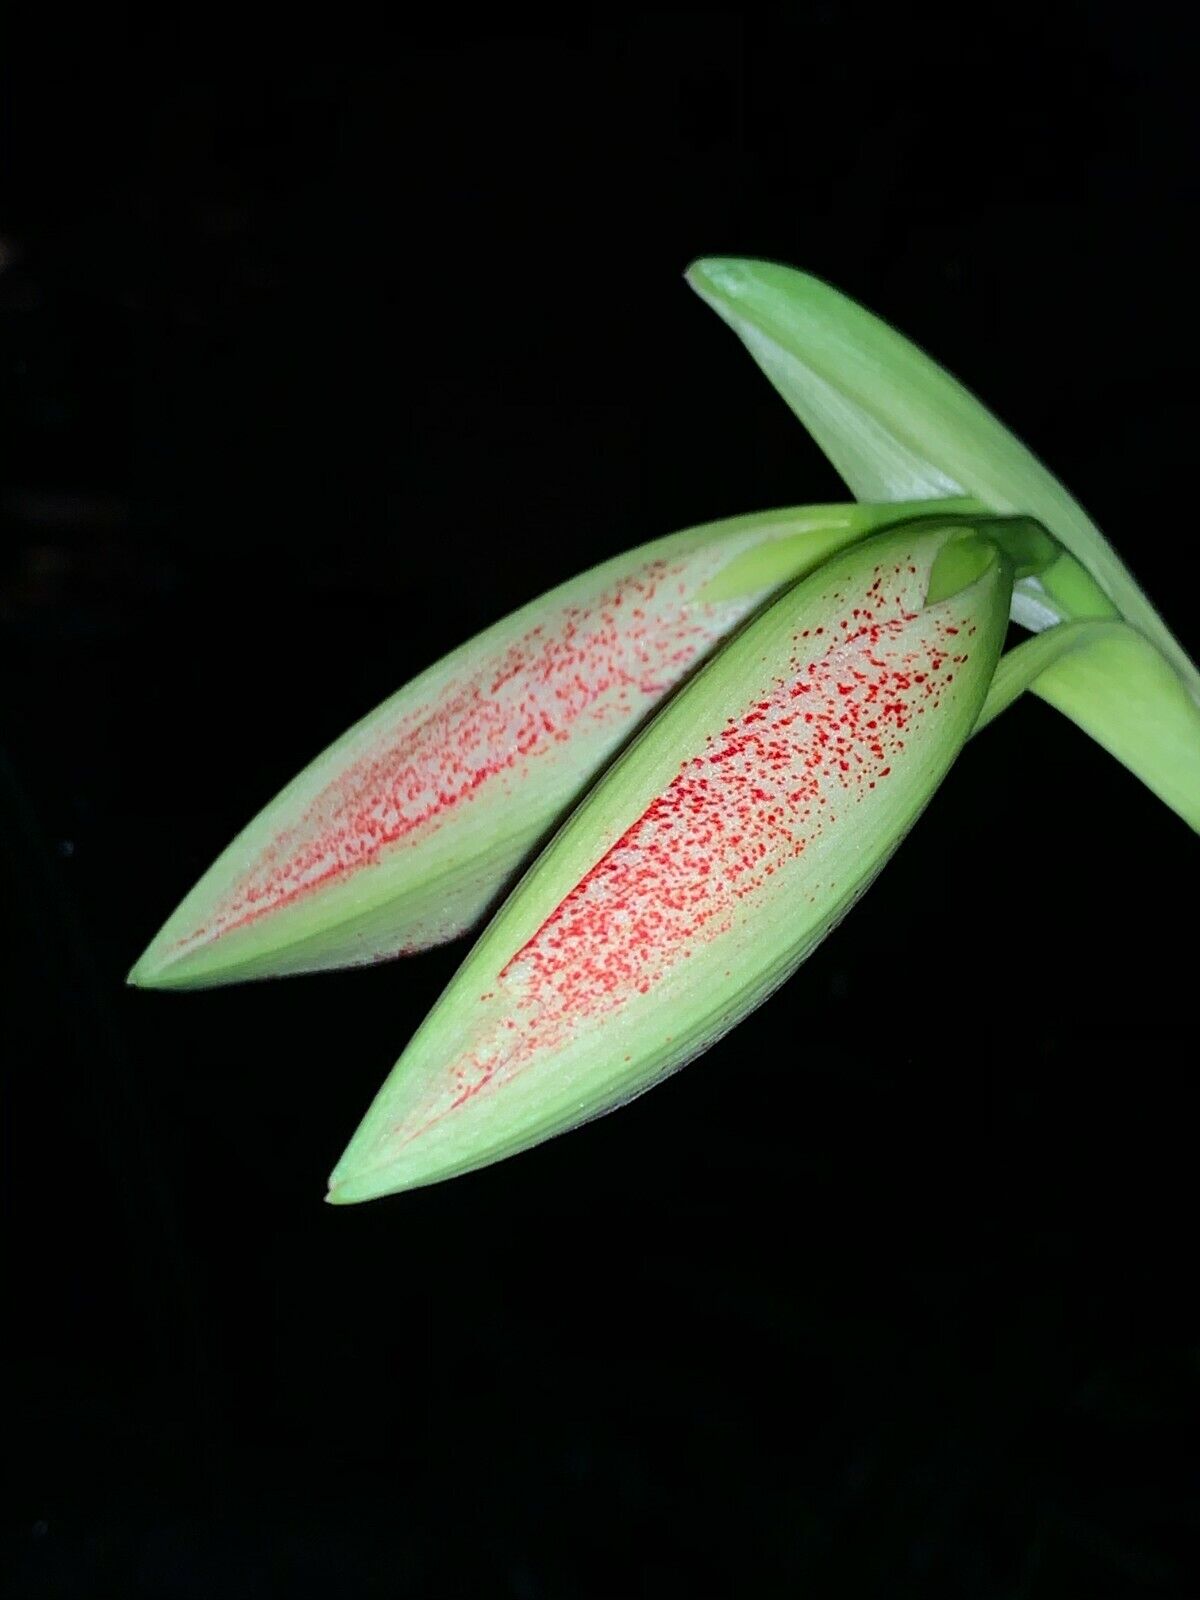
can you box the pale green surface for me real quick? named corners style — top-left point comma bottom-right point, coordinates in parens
top-left (686, 256), bottom-right (1199, 825)
top-left (328, 517), bottom-right (1012, 1202)
top-left (687, 260), bottom-right (1198, 677)
top-left (976, 620), bottom-right (1127, 731)
top-left (977, 620), bottom-right (1200, 828)
top-left (128, 498), bottom-right (978, 990)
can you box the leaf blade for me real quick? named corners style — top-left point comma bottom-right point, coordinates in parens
top-left (686, 256), bottom-right (1200, 703)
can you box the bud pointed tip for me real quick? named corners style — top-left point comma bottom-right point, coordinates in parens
top-left (124, 942), bottom-right (204, 991)
top-left (324, 1162), bottom-right (405, 1206)
top-left (126, 950), bottom-right (163, 989)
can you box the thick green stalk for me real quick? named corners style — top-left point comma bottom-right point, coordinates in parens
top-left (976, 619), bottom-right (1200, 828)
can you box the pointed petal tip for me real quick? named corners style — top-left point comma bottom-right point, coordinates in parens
top-left (125, 927), bottom-right (276, 992)
top-left (326, 1126), bottom-right (488, 1205)
top-left (126, 949), bottom-right (166, 989)
top-left (124, 945), bottom-right (199, 992)
top-left (324, 1165), bottom-right (403, 1206)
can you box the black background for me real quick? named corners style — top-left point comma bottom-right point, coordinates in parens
top-left (2, 8), bottom-right (1197, 1597)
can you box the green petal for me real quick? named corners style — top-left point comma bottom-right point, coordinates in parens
top-left (129, 498), bottom-right (977, 990)
top-left (976, 620), bottom-right (1200, 829)
top-left (328, 516), bottom-right (1011, 1202)
top-left (686, 257), bottom-right (1200, 706)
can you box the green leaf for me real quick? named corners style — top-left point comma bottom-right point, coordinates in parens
top-left (976, 620), bottom-right (1200, 829)
top-left (128, 498), bottom-right (978, 989)
top-left (327, 516), bottom-right (1012, 1202)
top-left (686, 257), bottom-right (1200, 706)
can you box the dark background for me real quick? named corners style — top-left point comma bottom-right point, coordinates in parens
top-left (2, 8), bottom-right (1196, 1597)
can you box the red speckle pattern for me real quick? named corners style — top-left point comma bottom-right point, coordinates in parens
top-left (428, 553), bottom-right (976, 1120)
top-left (177, 551), bottom-right (755, 952)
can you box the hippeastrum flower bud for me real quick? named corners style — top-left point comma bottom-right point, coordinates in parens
top-left (128, 498), bottom-right (976, 990)
top-left (327, 515), bottom-right (1012, 1202)
top-left (685, 257), bottom-right (1200, 829)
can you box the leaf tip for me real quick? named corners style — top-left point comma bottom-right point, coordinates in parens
top-left (684, 256), bottom-right (755, 313)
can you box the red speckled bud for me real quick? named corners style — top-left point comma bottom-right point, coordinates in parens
top-left (328, 516), bottom-right (1011, 1201)
top-left (128, 500), bottom-right (974, 988)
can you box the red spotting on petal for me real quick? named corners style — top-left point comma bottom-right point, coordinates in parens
top-left (171, 553), bottom-right (759, 956)
top-left (407, 556), bottom-right (976, 1130)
